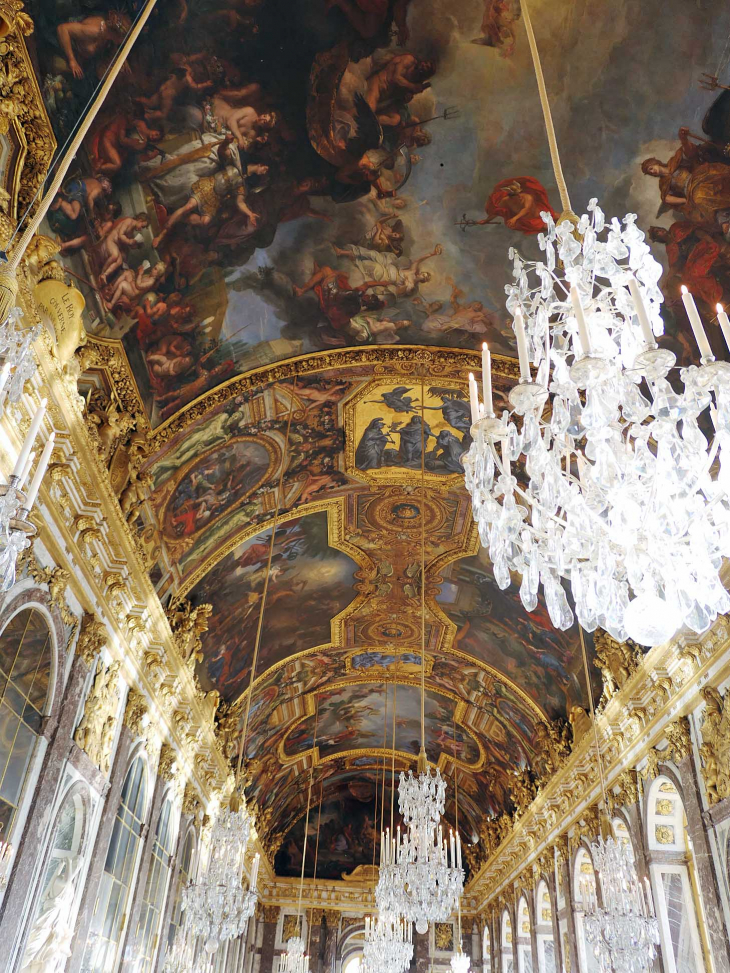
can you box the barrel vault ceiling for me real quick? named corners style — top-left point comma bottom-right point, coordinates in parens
top-left (29, 0), bottom-right (730, 878)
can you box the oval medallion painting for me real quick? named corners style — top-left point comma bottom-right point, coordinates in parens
top-left (163, 438), bottom-right (273, 538)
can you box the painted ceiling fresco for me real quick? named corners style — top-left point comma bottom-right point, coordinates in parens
top-left (24, 0), bottom-right (730, 877)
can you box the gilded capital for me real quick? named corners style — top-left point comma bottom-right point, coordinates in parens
top-left (75, 611), bottom-right (109, 666)
top-left (613, 769), bottom-right (639, 808)
top-left (665, 716), bottom-right (692, 762)
top-left (158, 742), bottom-right (178, 782)
top-left (262, 904), bottom-right (280, 924)
top-left (182, 782), bottom-right (201, 816)
top-left (553, 833), bottom-right (569, 861)
top-left (124, 688), bottom-right (148, 736)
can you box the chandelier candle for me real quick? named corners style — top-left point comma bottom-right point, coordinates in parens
top-left (481, 344), bottom-right (493, 415)
top-left (627, 276), bottom-right (655, 347)
top-left (570, 284), bottom-right (592, 356)
top-left (514, 307), bottom-right (531, 382)
top-left (12, 397), bottom-right (46, 478)
top-left (717, 304), bottom-right (730, 353)
top-left (681, 285), bottom-right (713, 360)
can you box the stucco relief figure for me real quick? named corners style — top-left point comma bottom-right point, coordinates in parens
top-left (20, 856), bottom-right (82, 973)
top-left (74, 659), bottom-right (121, 775)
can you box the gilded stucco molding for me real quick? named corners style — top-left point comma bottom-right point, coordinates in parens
top-left (465, 612), bottom-right (730, 912)
top-left (0, 1), bottom-right (55, 240)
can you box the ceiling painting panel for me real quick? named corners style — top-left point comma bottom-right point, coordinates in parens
top-left (280, 682), bottom-right (482, 767)
top-left (192, 508), bottom-right (362, 701)
top-left (437, 547), bottom-right (598, 719)
top-left (34, 0), bottom-right (730, 435)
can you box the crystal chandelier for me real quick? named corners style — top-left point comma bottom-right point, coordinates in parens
top-left (363, 912), bottom-right (413, 973)
top-left (0, 396), bottom-right (55, 591)
top-left (450, 949), bottom-right (470, 973)
top-left (376, 382), bottom-right (464, 932)
top-left (581, 833), bottom-right (659, 972)
top-left (182, 804), bottom-right (258, 954)
top-left (461, 0), bottom-right (730, 647)
top-left (278, 935), bottom-right (309, 973)
top-left (377, 760), bottom-right (463, 934)
top-left (464, 202), bottom-right (730, 646)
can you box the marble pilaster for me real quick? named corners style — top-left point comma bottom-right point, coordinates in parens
top-left (322, 910), bottom-right (339, 973)
top-left (259, 905), bottom-right (280, 973)
top-left (675, 753), bottom-right (730, 970)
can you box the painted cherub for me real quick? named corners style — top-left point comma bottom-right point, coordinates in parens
top-left (104, 260), bottom-right (167, 313)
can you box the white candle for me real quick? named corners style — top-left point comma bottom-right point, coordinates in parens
top-left (628, 276), bottom-right (655, 347)
top-left (644, 876), bottom-right (655, 915)
top-left (501, 437), bottom-right (511, 478)
top-left (481, 343), bottom-right (493, 415)
top-left (0, 362), bottom-right (10, 398)
top-left (456, 832), bottom-right (462, 869)
top-left (18, 451), bottom-right (34, 490)
top-left (12, 398), bottom-right (46, 479)
top-left (717, 304), bottom-right (730, 354)
top-left (468, 373), bottom-right (479, 425)
top-left (514, 308), bottom-right (531, 382)
top-left (570, 285), bottom-right (593, 356)
top-left (682, 286), bottom-right (713, 359)
top-left (450, 829), bottom-right (455, 865)
top-left (24, 432), bottom-right (54, 510)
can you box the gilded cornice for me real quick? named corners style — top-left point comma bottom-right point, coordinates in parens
top-left (465, 614), bottom-right (730, 911)
top-left (91, 342), bottom-right (520, 449)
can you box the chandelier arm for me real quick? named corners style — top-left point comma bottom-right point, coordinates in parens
top-left (520, 0), bottom-right (572, 215)
top-left (238, 378), bottom-right (297, 786)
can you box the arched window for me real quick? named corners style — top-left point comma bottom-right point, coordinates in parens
top-left (516, 897), bottom-right (532, 973)
top-left (81, 755), bottom-right (148, 971)
top-left (342, 952), bottom-right (363, 973)
top-left (0, 608), bottom-right (52, 835)
top-left (573, 848), bottom-right (600, 973)
top-left (19, 787), bottom-right (87, 968)
top-left (135, 797), bottom-right (177, 971)
top-left (647, 776), bottom-right (706, 973)
top-left (501, 911), bottom-right (514, 973)
top-left (166, 826), bottom-right (197, 954)
top-left (535, 880), bottom-right (555, 973)
top-left (483, 923), bottom-right (492, 973)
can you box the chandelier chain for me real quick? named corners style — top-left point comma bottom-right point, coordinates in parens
top-left (297, 695), bottom-right (319, 922)
top-left (307, 781), bottom-right (323, 957)
top-left (239, 378), bottom-right (297, 783)
top-left (420, 374), bottom-right (426, 754)
top-left (520, 0), bottom-right (572, 216)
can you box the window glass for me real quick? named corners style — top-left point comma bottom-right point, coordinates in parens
top-left (136, 798), bottom-right (177, 971)
top-left (19, 791), bottom-right (86, 969)
top-left (0, 610), bottom-right (52, 834)
top-left (82, 757), bottom-right (147, 971)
